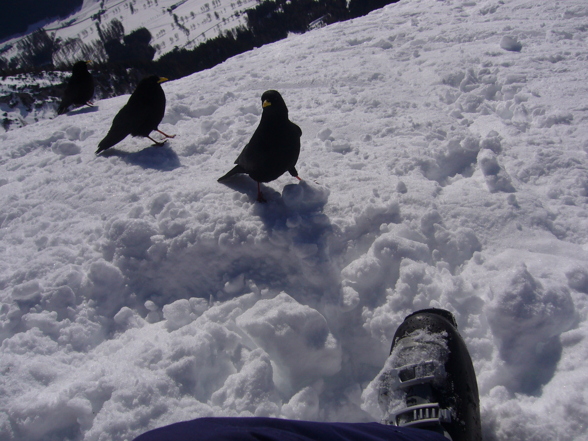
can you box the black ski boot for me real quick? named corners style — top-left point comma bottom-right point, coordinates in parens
top-left (378, 309), bottom-right (482, 441)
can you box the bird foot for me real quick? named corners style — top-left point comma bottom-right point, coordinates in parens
top-left (148, 136), bottom-right (167, 147)
top-left (256, 192), bottom-right (267, 203)
top-left (157, 129), bottom-right (176, 139)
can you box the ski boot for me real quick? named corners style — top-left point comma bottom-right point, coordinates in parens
top-left (378, 309), bottom-right (482, 441)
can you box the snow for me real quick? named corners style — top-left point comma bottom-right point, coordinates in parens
top-left (1, 0), bottom-right (588, 440)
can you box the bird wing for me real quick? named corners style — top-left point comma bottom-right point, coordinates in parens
top-left (57, 73), bottom-right (94, 114)
top-left (96, 104), bottom-right (134, 153)
top-left (231, 120), bottom-right (301, 182)
top-left (74, 73), bottom-right (94, 103)
top-left (57, 85), bottom-right (75, 115)
top-left (125, 83), bottom-right (166, 136)
top-left (234, 131), bottom-right (261, 170)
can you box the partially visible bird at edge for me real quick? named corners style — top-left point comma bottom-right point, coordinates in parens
top-left (218, 90), bottom-right (302, 203)
top-left (96, 75), bottom-right (175, 155)
top-left (57, 60), bottom-right (94, 115)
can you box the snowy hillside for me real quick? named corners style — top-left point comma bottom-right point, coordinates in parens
top-left (1, 0), bottom-right (253, 62)
top-left (1, 0), bottom-right (257, 131)
top-left (1, 1), bottom-right (588, 440)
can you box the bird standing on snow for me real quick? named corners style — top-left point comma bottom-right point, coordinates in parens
top-left (218, 90), bottom-right (302, 202)
top-left (96, 75), bottom-right (175, 154)
top-left (57, 60), bottom-right (94, 115)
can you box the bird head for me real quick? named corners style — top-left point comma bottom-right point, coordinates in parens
top-left (139, 76), bottom-right (169, 87)
top-left (73, 60), bottom-right (91, 73)
top-left (261, 90), bottom-right (288, 119)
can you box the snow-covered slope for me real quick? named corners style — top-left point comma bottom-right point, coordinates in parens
top-left (0, 0), bottom-right (257, 133)
top-left (1, 1), bottom-right (588, 440)
top-left (1, 0), bottom-right (253, 62)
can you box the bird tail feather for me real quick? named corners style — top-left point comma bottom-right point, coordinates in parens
top-left (218, 165), bottom-right (246, 182)
top-left (96, 130), bottom-right (128, 154)
top-left (57, 102), bottom-right (69, 115)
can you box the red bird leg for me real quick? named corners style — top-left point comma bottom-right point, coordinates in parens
top-left (256, 182), bottom-right (267, 203)
top-left (85, 101), bottom-right (94, 107)
top-left (157, 129), bottom-right (176, 139)
top-left (295, 176), bottom-right (302, 181)
top-left (148, 136), bottom-right (166, 146)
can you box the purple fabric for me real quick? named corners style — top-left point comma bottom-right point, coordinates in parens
top-left (133, 417), bottom-right (448, 441)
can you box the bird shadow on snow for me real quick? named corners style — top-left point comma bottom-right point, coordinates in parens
top-left (218, 175), bottom-right (281, 203)
top-left (101, 144), bottom-right (181, 171)
top-left (218, 176), bottom-right (330, 217)
top-left (259, 179), bottom-right (340, 298)
top-left (220, 176), bottom-right (337, 294)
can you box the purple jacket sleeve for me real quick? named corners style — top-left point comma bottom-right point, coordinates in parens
top-left (133, 417), bottom-right (449, 441)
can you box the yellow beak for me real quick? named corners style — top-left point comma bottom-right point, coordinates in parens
top-left (158, 77), bottom-right (169, 83)
top-left (262, 100), bottom-right (271, 108)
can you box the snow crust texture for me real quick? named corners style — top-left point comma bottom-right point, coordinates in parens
top-left (1, 1), bottom-right (588, 440)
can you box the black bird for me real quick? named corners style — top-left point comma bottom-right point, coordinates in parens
top-left (218, 90), bottom-right (302, 202)
top-left (96, 75), bottom-right (175, 154)
top-left (57, 60), bottom-right (94, 115)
